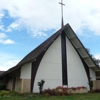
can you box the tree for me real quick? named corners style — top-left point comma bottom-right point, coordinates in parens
top-left (37, 79), bottom-right (45, 94)
top-left (86, 48), bottom-right (100, 67)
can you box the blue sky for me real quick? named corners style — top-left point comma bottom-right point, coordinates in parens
top-left (0, 0), bottom-right (100, 70)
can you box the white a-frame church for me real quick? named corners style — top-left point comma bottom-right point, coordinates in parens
top-left (0, 23), bottom-right (100, 93)
top-left (0, 0), bottom-right (100, 93)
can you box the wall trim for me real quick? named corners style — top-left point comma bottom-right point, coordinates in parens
top-left (30, 51), bottom-right (46, 92)
top-left (61, 31), bottom-right (68, 85)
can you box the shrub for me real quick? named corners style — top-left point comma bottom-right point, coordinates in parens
top-left (45, 93), bottom-right (50, 97)
top-left (88, 80), bottom-right (93, 91)
top-left (9, 90), bottom-right (19, 96)
top-left (94, 89), bottom-right (100, 93)
top-left (44, 88), bottom-right (53, 95)
top-left (81, 86), bottom-right (86, 89)
top-left (77, 86), bottom-right (86, 90)
top-left (37, 79), bottom-right (45, 94)
top-left (71, 87), bottom-right (77, 91)
top-left (44, 86), bottom-right (68, 96)
top-left (20, 93), bottom-right (36, 98)
top-left (0, 90), bottom-right (9, 96)
top-left (44, 86), bottom-right (87, 96)
top-left (56, 86), bottom-right (68, 95)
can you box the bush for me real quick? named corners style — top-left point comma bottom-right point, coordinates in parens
top-left (44, 88), bottom-right (54, 95)
top-left (94, 89), bottom-right (100, 93)
top-left (0, 84), bottom-right (6, 90)
top-left (37, 80), bottom-right (45, 94)
top-left (88, 80), bottom-right (93, 91)
top-left (44, 86), bottom-right (68, 96)
top-left (0, 90), bottom-right (9, 96)
top-left (9, 90), bottom-right (19, 96)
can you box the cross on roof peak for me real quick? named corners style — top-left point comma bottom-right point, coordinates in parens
top-left (59, 0), bottom-right (65, 28)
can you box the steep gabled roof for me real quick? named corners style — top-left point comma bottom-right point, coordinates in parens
top-left (65, 25), bottom-right (100, 70)
top-left (0, 23), bottom-right (100, 78)
top-left (0, 24), bottom-right (67, 77)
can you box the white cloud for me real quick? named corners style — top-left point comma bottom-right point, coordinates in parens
top-left (6, 21), bottom-right (20, 32)
top-left (0, 33), bottom-right (15, 44)
top-left (0, 39), bottom-right (15, 44)
top-left (0, 60), bottom-right (19, 71)
top-left (0, 0), bottom-right (100, 36)
top-left (0, 25), bottom-right (4, 31)
top-left (0, 52), bottom-right (20, 71)
top-left (30, 29), bottom-right (47, 37)
top-left (0, 13), bottom-right (4, 19)
top-left (95, 54), bottom-right (100, 60)
top-left (6, 28), bottom-right (12, 32)
top-left (9, 23), bottom-right (19, 29)
top-left (0, 13), bottom-right (4, 22)
top-left (0, 33), bottom-right (6, 39)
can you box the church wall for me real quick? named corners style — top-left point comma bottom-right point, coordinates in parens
top-left (20, 63), bottom-right (31, 79)
top-left (66, 37), bottom-right (89, 89)
top-left (21, 79), bottom-right (31, 93)
top-left (89, 68), bottom-right (96, 80)
top-left (5, 69), bottom-right (20, 91)
top-left (15, 79), bottom-right (22, 93)
top-left (33, 35), bottom-right (62, 93)
top-left (6, 79), bottom-right (13, 90)
top-left (93, 80), bottom-right (100, 90)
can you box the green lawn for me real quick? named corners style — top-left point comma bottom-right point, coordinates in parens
top-left (0, 93), bottom-right (100, 100)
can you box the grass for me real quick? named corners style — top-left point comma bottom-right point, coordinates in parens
top-left (0, 93), bottom-right (100, 100)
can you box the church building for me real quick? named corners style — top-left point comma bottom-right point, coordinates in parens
top-left (0, 23), bottom-right (100, 93)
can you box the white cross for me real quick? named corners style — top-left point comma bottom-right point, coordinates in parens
top-left (59, 0), bottom-right (65, 27)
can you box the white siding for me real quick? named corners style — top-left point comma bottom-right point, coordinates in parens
top-left (33, 36), bottom-right (62, 92)
top-left (20, 63), bottom-right (31, 79)
top-left (32, 34), bottom-right (95, 92)
top-left (89, 68), bottom-right (96, 80)
top-left (66, 37), bottom-right (89, 89)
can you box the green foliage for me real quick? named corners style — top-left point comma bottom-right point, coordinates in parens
top-left (0, 90), bottom-right (20, 96)
top-left (20, 93), bottom-right (37, 98)
top-left (37, 79), bottom-right (45, 94)
top-left (9, 90), bottom-right (19, 96)
top-left (1, 93), bottom-right (100, 100)
top-left (86, 48), bottom-right (100, 67)
top-left (92, 58), bottom-right (100, 66)
top-left (88, 80), bottom-right (93, 91)
top-left (0, 90), bottom-right (9, 96)
top-left (0, 84), bottom-right (6, 90)
top-left (16, 86), bottom-right (21, 93)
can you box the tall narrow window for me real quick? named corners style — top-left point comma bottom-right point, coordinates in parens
top-left (61, 31), bottom-right (68, 85)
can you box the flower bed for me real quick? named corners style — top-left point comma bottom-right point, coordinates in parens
top-left (68, 86), bottom-right (88, 94)
top-left (44, 86), bottom-right (88, 97)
